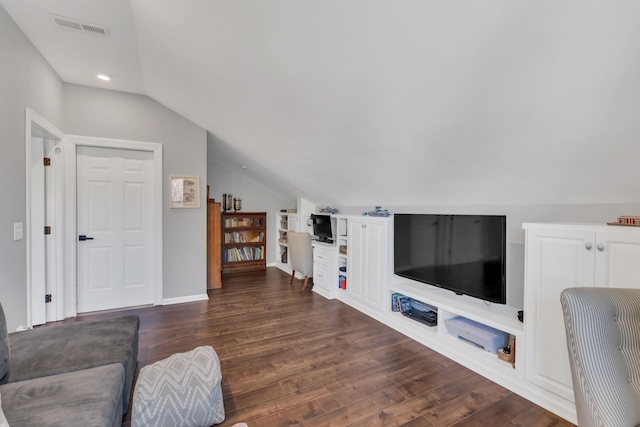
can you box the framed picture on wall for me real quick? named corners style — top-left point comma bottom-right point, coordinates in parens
top-left (170, 175), bottom-right (200, 208)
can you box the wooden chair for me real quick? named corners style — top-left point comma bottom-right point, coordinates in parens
top-left (287, 231), bottom-right (313, 290)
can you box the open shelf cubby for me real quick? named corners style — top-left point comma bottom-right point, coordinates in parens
top-left (387, 278), bottom-right (522, 371)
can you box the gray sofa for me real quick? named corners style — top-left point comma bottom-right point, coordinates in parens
top-left (0, 303), bottom-right (139, 427)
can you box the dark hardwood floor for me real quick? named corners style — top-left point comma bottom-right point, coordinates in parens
top-left (71, 267), bottom-right (574, 427)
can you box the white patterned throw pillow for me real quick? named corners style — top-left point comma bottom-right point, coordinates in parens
top-left (132, 346), bottom-right (225, 427)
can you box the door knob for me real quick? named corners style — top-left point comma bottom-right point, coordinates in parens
top-left (78, 235), bottom-right (94, 241)
top-left (596, 243), bottom-right (604, 251)
top-left (585, 243), bottom-right (592, 250)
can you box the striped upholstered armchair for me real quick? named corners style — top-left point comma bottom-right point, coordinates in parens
top-left (560, 287), bottom-right (640, 427)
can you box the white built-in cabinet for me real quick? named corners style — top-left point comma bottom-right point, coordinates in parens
top-left (275, 212), bottom-right (293, 271)
top-left (348, 217), bottom-right (391, 312)
top-left (304, 215), bottom-right (392, 310)
top-left (274, 199), bottom-right (316, 275)
top-left (305, 218), bottom-right (640, 424)
top-left (275, 212), bottom-right (305, 272)
top-left (523, 223), bottom-right (640, 403)
top-left (311, 242), bottom-right (338, 299)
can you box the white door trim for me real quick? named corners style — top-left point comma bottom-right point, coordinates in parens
top-left (25, 108), bottom-right (65, 327)
top-left (64, 135), bottom-right (163, 318)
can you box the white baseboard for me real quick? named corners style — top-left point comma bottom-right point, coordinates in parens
top-left (162, 294), bottom-right (209, 305)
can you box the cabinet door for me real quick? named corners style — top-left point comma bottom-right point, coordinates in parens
top-left (313, 263), bottom-right (328, 292)
top-left (312, 247), bottom-right (329, 292)
top-left (348, 219), bottom-right (387, 311)
top-left (524, 227), bottom-right (595, 402)
top-left (348, 220), bottom-right (367, 300)
top-left (363, 221), bottom-right (385, 310)
top-left (595, 231), bottom-right (640, 288)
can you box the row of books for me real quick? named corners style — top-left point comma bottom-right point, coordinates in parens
top-left (225, 246), bottom-right (264, 262)
top-left (224, 218), bottom-right (265, 228)
top-left (224, 231), bottom-right (264, 243)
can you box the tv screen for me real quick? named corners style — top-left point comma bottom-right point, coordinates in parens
top-left (394, 214), bottom-right (506, 304)
top-left (311, 214), bottom-right (333, 243)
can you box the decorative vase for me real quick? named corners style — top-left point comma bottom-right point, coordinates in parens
top-left (222, 194), bottom-right (233, 212)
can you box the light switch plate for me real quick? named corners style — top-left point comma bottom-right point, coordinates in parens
top-left (14, 222), bottom-right (23, 241)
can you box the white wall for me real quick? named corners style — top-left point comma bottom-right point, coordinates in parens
top-left (62, 84), bottom-right (208, 300)
top-left (0, 4), bottom-right (209, 330)
top-left (337, 203), bottom-right (640, 309)
top-left (0, 6), bottom-right (64, 331)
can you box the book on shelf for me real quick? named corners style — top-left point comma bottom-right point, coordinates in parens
top-left (224, 231), bottom-right (245, 243)
top-left (225, 246), bottom-right (264, 262)
top-left (224, 231), bottom-right (264, 244)
top-left (224, 217), bottom-right (264, 228)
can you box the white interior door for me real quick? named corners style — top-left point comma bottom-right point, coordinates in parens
top-left (77, 146), bottom-right (154, 313)
top-left (44, 138), bottom-right (64, 322)
top-left (30, 136), bottom-right (46, 324)
top-left (26, 109), bottom-right (65, 327)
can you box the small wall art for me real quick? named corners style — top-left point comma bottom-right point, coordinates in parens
top-left (170, 175), bottom-right (200, 208)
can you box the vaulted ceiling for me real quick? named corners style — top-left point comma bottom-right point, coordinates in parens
top-left (3, 1), bottom-right (640, 206)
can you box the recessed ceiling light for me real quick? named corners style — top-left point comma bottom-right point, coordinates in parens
top-left (97, 73), bottom-right (111, 81)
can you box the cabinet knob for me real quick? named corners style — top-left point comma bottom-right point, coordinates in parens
top-left (597, 243), bottom-right (604, 252)
top-left (585, 243), bottom-right (592, 250)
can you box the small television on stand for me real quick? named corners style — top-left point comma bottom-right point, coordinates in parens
top-left (311, 214), bottom-right (333, 244)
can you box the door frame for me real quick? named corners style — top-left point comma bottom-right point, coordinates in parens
top-left (64, 135), bottom-right (164, 318)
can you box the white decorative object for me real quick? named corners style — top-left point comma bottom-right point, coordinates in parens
top-left (362, 206), bottom-right (390, 217)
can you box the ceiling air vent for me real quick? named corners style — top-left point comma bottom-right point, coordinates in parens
top-left (49, 14), bottom-right (110, 38)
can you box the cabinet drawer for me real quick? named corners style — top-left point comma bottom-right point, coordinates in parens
top-left (314, 249), bottom-right (328, 264)
top-left (314, 264), bottom-right (327, 287)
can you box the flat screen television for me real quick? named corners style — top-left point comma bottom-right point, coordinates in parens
top-left (394, 214), bottom-right (506, 304)
top-left (311, 214), bottom-right (333, 243)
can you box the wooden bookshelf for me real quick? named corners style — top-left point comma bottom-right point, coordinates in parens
top-left (207, 198), bottom-right (222, 288)
top-left (221, 212), bottom-right (267, 274)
